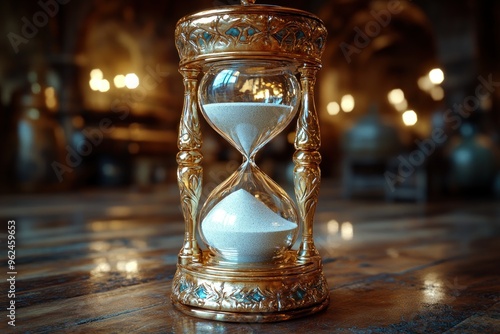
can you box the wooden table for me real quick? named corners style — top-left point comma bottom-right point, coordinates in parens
top-left (1, 181), bottom-right (499, 333)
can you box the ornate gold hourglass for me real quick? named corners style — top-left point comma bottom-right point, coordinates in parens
top-left (172, 0), bottom-right (328, 322)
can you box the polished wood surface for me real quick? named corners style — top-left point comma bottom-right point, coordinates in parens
top-left (1, 181), bottom-right (499, 333)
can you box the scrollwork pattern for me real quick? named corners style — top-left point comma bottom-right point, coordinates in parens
top-left (172, 270), bottom-right (329, 313)
top-left (175, 8), bottom-right (327, 65)
top-left (294, 66), bottom-right (322, 259)
top-left (177, 68), bottom-right (203, 263)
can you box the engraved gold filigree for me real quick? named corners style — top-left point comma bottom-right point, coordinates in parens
top-left (177, 68), bottom-right (203, 264)
top-left (294, 66), bottom-right (322, 261)
top-left (171, 251), bottom-right (329, 319)
top-left (175, 6), bottom-right (327, 66)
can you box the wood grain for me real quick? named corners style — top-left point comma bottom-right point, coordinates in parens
top-left (1, 182), bottom-right (499, 333)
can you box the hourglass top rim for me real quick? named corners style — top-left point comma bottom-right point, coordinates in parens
top-left (175, 4), bottom-right (327, 66)
top-left (176, 5), bottom-right (323, 27)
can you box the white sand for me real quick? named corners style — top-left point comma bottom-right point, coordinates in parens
top-left (201, 189), bottom-right (297, 262)
top-left (202, 102), bottom-right (294, 156)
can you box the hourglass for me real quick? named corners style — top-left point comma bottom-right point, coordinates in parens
top-left (198, 61), bottom-right (300, 264)
top-left (172, 0), bottom-right (328, 322)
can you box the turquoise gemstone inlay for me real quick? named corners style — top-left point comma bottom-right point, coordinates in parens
top-left (293, 288), bottom-right (306, 301)
top-left (234, 292), bottom-right (248, 303)
top-left (233, 289), bottom-right (265, 303)
top-left (203, 31), bottom-right (212, 41)
top-left (295, 30), bottom-right (305, 40)
top-left (226, 27), bottom-right (240, 37)
top-left (315, 37), bottom-right (324, 49)
top-left (250, 290), bottom-right (265, 302)
top-left (274, 29), bottom-right (286, 43)
top-left (197, 31), bottom-right (213, 48)
top-left (226, 26), bottom-right (259, 41)
top-left (179, 282), bottom-right (188, 292)
top-left (195, 286), bottom-right (208, 299)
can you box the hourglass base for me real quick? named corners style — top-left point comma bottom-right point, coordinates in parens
top-left (171, 250), bottom-right (330, 322)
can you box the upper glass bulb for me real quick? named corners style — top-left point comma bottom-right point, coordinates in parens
top-left (199, 60), bottom-right (300, 158)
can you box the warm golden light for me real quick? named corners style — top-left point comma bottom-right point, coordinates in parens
top-left (327, 219), bottom-right (339, 234)
top-left (89, 78), bottom-right (101, 91)
top-left (89, 241), bottom-right (111, 252)
top-left (402, 110), bottom-right (418, 126)
top-left (394, 99), bottom-right (408, 112)
top-left (418, 75), bottom-right (433, 92)
top-left (386, 248), bottom-right (399, 258)
top-left (327, 101), bottom-right (340, 116)
top-left (429, 68), bottom-right (444, 85)
top-left (45, 86), bottom-right (55, 97)
top-left (430, 86), bottom-right (445, 101)
top-left (341, 94), bottom-right (355, 113)
top-left (91, 260), bottom-right (111, 276)
top-left (90, 68), bottom-right (103, 80)
top-left (341, 222), bottom-right (354, 240)
top-left (89, 68), bottom-right (111, 93)
top-left (45, 87), bottom-right (57, 109)
top-left (423, 272), bottom-right (444, 304)
top-left (117, 260), bottom-right (138, 273)
top-left (105, 206), bottom-right (132, 217)
top-left (114, 74), bottom-right (126, 88)
top-left (90, 69), bottom-right (103, 79)
top-left (98, 79), bottom-right (110, 93)
top-left (125, 73), bottom-right (140, 89)
top-left (388, 88), bottom-right (405, 105)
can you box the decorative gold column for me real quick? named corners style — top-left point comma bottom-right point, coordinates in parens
top-left (294, 65), bottom-right (322, 262)
top-left (177, 67), bottom-right (202, 265)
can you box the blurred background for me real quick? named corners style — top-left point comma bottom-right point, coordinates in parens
top-left (0, 0), bottom-right (499, 201)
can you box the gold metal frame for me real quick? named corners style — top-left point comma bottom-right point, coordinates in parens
top-left (172, 0), bottom-right (328, 322)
